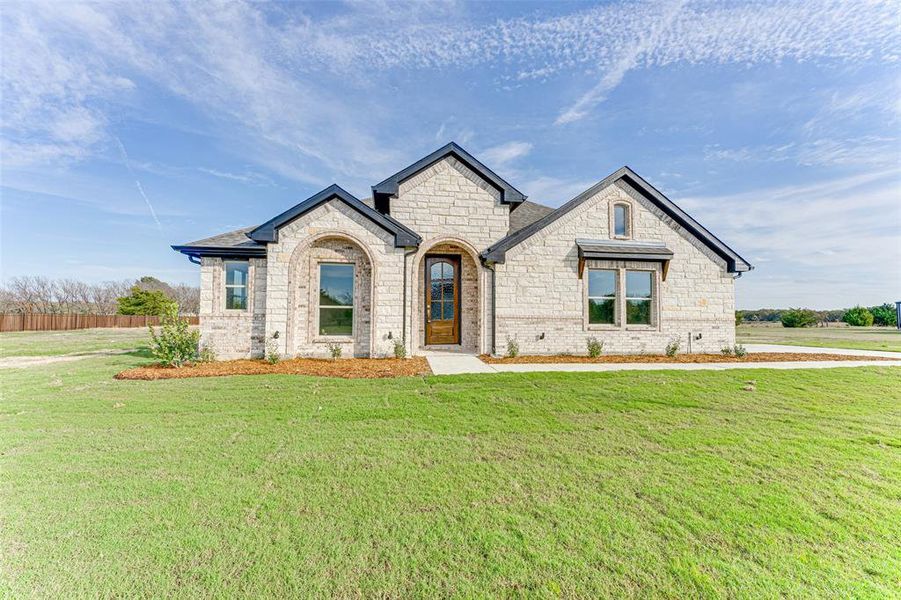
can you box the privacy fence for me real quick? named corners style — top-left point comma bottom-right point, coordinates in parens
top-left (0, 314), bottom-right (199, 332)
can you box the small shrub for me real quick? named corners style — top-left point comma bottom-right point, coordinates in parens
top-left (733, 344), bottom-right (747, 358)
top-left (842, 306), bottom-right (874, 327)
top-left (506, 339), bottom-right (519, 358)
top-left (326, 341), bottom-right (342, 359)
top-left (393, 338), bottom-right (406, 359)
top-left (721, 346), bottom-right (733, 356)
top-left (148, 305), bottom-right (200, 368)
top-left (665, 339), bottom-right (680, 358)
top-left (780, 308), bottom-right (818, 328)
top-left (586, 337), bottom-right (603, 358)
top-left (265, 338), bottom-right (281, 364)
top-left (197, 345), bottom-right (217, 363)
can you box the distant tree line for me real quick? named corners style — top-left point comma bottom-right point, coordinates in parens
top-left (738, 303), bottom-right (897, 328)
top-left (0, 276), bottom-right (199, 316)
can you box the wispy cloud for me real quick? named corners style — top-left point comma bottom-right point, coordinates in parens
top-left (114, 136), bottom-right (162, 232)
top-left (478, 141), bottom-right (533, 169)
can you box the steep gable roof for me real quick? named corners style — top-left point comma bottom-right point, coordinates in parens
top-left (172, 225), bottom-right (266, 258)
top-left (372, 142), bottom-right (526, 204)
top-left (248, 184), bottom-right (421, 247)
top-left (482, 167), bottom-right (752, 273)
top-left (508, 200), bottom-right (554, 235)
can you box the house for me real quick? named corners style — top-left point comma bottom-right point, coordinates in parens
top-left (173, 142), bottom-right (751, 359)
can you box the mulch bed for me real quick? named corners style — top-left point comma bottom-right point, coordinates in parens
top-left (480, 352), bottom-right (897, 364)
top-left (115, 357), bottom-right (431, 380)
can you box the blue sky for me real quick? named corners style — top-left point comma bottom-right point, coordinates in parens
top-left (1, 0), bottom-right (899, 309)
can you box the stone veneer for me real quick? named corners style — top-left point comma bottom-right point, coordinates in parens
top-left (493, 180), bottom-right (735, 355)
top-left (197, 159), bottom-right (737, 359)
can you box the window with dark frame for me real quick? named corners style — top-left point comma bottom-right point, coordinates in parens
top-left (318, 263), bottom-right (354, 336)
top-left (224, 261), bottom-right (249, 310)
top-left (625, 270), bottom-right (653, 325)
top-left (588, 269), bottom-right (617, 325)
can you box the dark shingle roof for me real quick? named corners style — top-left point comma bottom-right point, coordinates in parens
top-left (171, 226), bottom-right (266, 257)
top-left (508, 200), bottom-right (554, 235)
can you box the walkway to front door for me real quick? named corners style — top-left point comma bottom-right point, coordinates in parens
top-left (425, 255), bottom-right (460, 345)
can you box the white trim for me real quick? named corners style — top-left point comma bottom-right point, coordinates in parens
top-left (223, 260), bottom-right (250, 312)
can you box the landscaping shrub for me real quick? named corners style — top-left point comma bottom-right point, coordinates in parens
top-left (665, 339), bottom-right (680, 358)
top-left (326, 341), bottom-right (343, 359)
top-left (733, 344), bottom-right (747, 358)
top-left (586, 337), bottom-right (603, 358)
top-left (148, 305), bottom-right (200, 368)
top-left (265, 338), bottom-right (281, 364)
top-left (869, 303), bottom-right (897, 327)
top-left (842, 306), bottom-right (874, 327)
top-left (780, 308), bottom-right (818, 328)
top-left (197, 345), bottom-right (217, 363)
top-left (721, 346), bottom-right (733, 356)
top-left (506, 339), bottom-right (519, 358)
top-left (393, 339), bottom-right (406, 359)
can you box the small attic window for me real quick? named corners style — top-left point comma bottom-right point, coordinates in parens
top-left (613, 203), bottom-right (631, 238)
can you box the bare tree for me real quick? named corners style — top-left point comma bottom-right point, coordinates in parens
top-left (170, 283), bottom-right (200, 315)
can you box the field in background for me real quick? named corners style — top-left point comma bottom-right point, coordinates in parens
top-left (0, 327), bottom-right (152, 358)
top-left (737, 323), bottom-right (901, 352)
top-left (2, 348), bottom-right (899, 597)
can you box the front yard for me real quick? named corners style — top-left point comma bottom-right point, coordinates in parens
top-left (1, 350), bottom-right (899, 597)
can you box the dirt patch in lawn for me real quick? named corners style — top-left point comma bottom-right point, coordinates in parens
top-left (480, 352), bottom-right (898, 364)
top-left (116, 357), bottom-right (431, 380)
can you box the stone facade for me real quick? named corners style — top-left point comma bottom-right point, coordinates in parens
top-left (195, 153), bottom-right (741, 360)
top-left (493, 180), bottom-right (735, 355)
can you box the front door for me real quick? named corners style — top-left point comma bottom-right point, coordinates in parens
top-left (425, 256), bottom-right (460, 345)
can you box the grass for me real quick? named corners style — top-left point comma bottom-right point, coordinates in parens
top-left (1, 348), bottom-right (899, 598)
top-left (0, 327), bottom-right (152, 358)
top-left (737, 323), bottom-right (901, 352)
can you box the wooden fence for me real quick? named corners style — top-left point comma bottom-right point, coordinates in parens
top-left (0, 313), bottom-right (199, 332)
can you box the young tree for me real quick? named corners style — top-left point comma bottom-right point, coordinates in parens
top-left (780, 308), bottom-right (818, 328)
top-left (842, 306), bottom-right (874, 327)
top-left (869, 303), bottom-right (898, 327)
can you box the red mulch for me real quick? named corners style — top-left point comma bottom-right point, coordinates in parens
top-left (115, 357), bottom-right (431, 380)
top-left (480, 352), bottom-right (895, 364)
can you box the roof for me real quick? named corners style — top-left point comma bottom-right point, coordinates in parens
top-left (372, 142), bottom-right (526, 204)
top-left (247, 184), bottom-right (421, 247)
top-left (509, 200), bottom-right (554, 235)
top-left (576, 239), bottom-right (674, 262)
top-left (171, 225), bottom-right (266, 257)
top-left (483, 166), bottom-right (752, 273)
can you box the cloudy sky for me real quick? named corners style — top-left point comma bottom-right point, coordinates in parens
top-left (1, 0), bottom-right (899, 309)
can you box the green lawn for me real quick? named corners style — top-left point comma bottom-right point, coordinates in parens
top-left (1, 352), bottom-right (899, 597)
top-left (0, 327), bottom-right (153, 358)
top-left (737, 324), bottom-right (901, 352)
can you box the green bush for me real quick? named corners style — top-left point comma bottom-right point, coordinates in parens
top-left (506, 339), bottom-right (519, 358)
top-left (734, 311), bottom-right (744, 326)
top-left (665, 339), bottom-right (680, 358)
top-left (326, 341), bottom-right (342, 360)
top-left (393, 339), bottom-right (406, 359)
top-left (118, 286), bottom-right (177, 316)
top-left (842, 306), bottom-right (874, 327)
top-left (780, 308), bottom-right (818, 328)
top-left (869, 303), bottom-right (897, 327)
top-left (265, 338), bottom-right (281, 364)
top-left (148, 305), bottom-right (199, 368)
top-left (721, 346), bottom-right (733, 356)
top-left (586, 337), bottom-right (603, 358)
top-left (733, 344), bottom-right (747, 358)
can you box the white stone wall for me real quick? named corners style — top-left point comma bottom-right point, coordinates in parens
top-left (262, 199), bottom-right (407, 358)
top-left (493, 180), bottom-right (735, 355)
top-left (199, 257), bottom-right (267, 359)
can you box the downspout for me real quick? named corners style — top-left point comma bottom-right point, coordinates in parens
top-left (402, 247), bottom-right (417, 355)
top-left (484, 260), bottom-right (497, 356)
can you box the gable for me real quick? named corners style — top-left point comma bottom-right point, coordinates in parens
top-left (248, 184), bottom-right (420, 248)
top-left (372, 142), bottom-right (526, 205)
top-left (482, 167), bottom-right (751, 273)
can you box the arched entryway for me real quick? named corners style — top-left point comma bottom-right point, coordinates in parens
top-left (412, 239), bottom-right (483, 354)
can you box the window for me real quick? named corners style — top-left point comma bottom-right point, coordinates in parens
top-left (613, 203), bottom-right (630, 238)
top-left (626, 270), bottom-right (653, 325)
top-left (224, 261), bottom-right (249, 310)
top-left (318, 263), bottom-right (354, 336)
top-left (588, 269), bottom-right (617, 325)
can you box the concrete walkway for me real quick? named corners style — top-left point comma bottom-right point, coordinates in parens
top-left (425, 347), bottom-right (901, 375)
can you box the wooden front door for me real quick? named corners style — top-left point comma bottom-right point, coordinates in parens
top-left (425, 256), bottom-right (460, 345)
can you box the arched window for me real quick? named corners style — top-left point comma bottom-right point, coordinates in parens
top-left (613, 203), bottom-right (631, 238)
